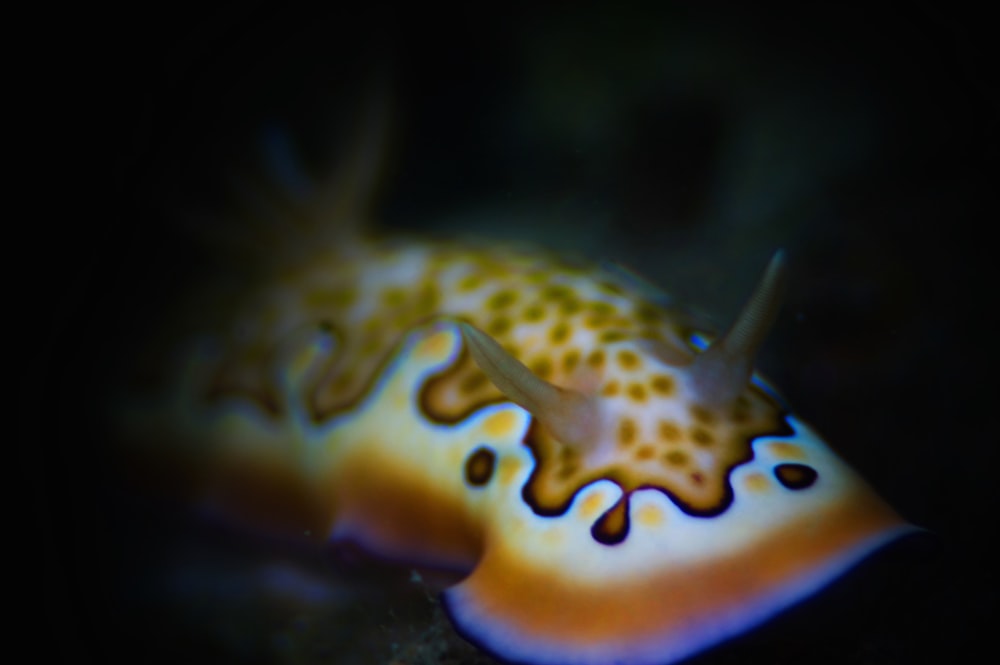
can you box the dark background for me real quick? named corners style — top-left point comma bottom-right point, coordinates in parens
top-left (33, 3), bottom-right (995, 664)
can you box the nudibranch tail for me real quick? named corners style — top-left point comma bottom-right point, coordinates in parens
top-left (458, 322), bottom-right (600, 451)
top-left (689, 250), bottom-right (788, 407)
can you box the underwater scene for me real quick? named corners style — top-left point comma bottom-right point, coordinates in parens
top-left (40, 6), bottom-right (994, 665)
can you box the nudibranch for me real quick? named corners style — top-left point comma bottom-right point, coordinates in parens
top-left (116, 211), bottom-right (916, 664)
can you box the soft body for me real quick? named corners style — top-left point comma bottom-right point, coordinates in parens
top-left (115, 229), bottom-right (915, 664)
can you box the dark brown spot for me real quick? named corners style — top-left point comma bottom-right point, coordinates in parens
top-left (616, 349), bottom-right (640, 370)
top-left (530, 357), bottom-right (553, 379)
top-left (774, 463), bottom-right (818, 490)
top-left (690, 405), bottom-right (715, 425)
top-left (589, 301), bottom-right (614, 315)
top-left (543, 285), bottom-right (573, 301)
top-left (488, 290), bottom-right (517, 310)
top-left (550, 322), bottom-right (570, 344)
top-left (560, 299), bottom-right (582, 315)
top-left (585, 315), bottom-right (610, 329)
top-left (664, 450), bottom-right (688, 466)
top-left (658, 420), bottom-right (682, 442)
top-left (600, 330), bottom-right (627, 343)
top-left (591, 497), bottom-right (629, 545)
top-left (636, 445), bottom-right (655, 460)
top-left (619, 418), bottom-right (637, 446)
top-left (650, 374), bottom-right (674, 396)
top-left (627, 383), bottom-right (647, 402)
top-left (488, 317), bottom-right (511, 336)
top-left (380, 286), bottom-right (407, 307)
top-left (690, 427), bottom-right (714, 446)
top-left (458, 274), bottom-right (483, 291)
top-left (416, 283), bottom-right (440, 312)
top-left (526, 270), bottom-right (547, 283)
top-left (563, 349), bottom-right (581, 372)
top-left (523, 304), bottom-right (546, 322)
top-left (601, 380), bottom-right (620, 397)
top-left (465, 447), bottom-right (496, 487)
top-left (587, 349), bottom-right (605, 369)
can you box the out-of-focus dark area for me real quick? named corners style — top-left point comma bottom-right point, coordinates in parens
top-left (33, 3), bottom-right (995, 665)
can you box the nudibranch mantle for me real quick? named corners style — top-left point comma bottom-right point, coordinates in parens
top-left (115, 238), bottom-right (916, 665)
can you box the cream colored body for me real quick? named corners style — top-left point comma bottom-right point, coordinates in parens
top-left (116, 237), bottom-right (914, 665)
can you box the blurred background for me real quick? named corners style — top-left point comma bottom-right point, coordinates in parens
top-left (35, 4), bottom-right (994, 665)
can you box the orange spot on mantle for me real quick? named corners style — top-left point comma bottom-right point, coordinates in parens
top-left (744, 471), bottom-right (771, 493)
top-left (482, 409), bottom-right (520, 438)
top-left (635, 503), bottom-right (666, 527)
top-left (413, 330), bottom-right (454, 362)
top-left (578, 490), bottom-right (609, 519)
top-left (768, 441), bottom-right (807, 460)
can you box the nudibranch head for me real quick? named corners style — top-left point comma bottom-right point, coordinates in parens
top-left (457, 251), bottom-right (793, 539)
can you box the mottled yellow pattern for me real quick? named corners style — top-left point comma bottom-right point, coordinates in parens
top-left (196, 238), bottom-right (786, 525)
